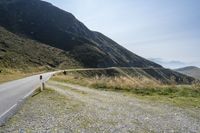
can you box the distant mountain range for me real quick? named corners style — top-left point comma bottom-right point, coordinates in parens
top-left (149, 58), bottom-right (187, 69)
top-left (175, 66), bottom-right (200, 80)
top-left (0, 0), bottom-right (195, 84)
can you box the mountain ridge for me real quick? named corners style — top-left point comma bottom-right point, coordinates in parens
top-left (175, 66), bottom-right (200, 80)
top-left (0, 0), bottom-right (162, 68)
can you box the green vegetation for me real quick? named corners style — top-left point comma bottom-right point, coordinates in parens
top-left (134, 94), bottom-right (200, 109)
top-left (0, 0), bottom-right (163, 68)
top-left (0, 26), bottom-right (82, 83)
top-left (51, 69), bottom-right (200, 108)
top-left (0, 26), bottom-right (194, 85)
top-left (0, 26), bottom-right (81, 70)
top-left (52, 74), bottom-right (200, 98)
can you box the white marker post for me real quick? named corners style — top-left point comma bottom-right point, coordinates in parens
top-left (42, 82), bottom-right (45, 90)
top-left (40, 75), bottom-right (44, 91)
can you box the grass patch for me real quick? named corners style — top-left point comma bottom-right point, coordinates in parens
top-left (0, 26), bottom-right (81, 70)
top-left (0, 69), bottom-right (28, 83)
top-left (133, 94), bottom-right (200, 108)
top-left (0, 67), bottom-right (53, 83)
top-left (51, 73), bottom-right (200, 108)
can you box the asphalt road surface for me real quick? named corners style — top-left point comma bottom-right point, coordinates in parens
top-left (0, 72), bottom-right (56, 123)
top-left (0, 68), bottom-right (100, 122)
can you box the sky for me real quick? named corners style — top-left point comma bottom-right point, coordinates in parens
top-left (44, 0), bottom-right (200, 68)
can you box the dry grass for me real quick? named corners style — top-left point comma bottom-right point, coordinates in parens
top-left (193, 80), bottom-right (200, 89)
top-left (0, 66), bottom-right (54, 83)
top-left (52, 74), bottom-right (160, 90)
top-left (0, 74), bottom-right (26, 83)
top-left (88, 76), bottom-right (161, 91)
top-left (51, 73), bottom-right (200, 108)
top-left (0, 69), bottom-right (25, 83)
top-left (52, 73), bottom-right (200, 97)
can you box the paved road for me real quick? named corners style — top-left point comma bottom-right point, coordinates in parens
top-left (0, 71), bottom-right (57, 123)
top-left (0, 68), bottom-right (99, 122)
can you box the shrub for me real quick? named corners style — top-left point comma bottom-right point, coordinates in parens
top-left (193, 80), bottom-right (200, 89)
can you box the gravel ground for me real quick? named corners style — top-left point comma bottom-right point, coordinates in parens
top-left (0, 81), bottom-right (200, 133)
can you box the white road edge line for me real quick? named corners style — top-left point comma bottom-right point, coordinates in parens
top-left (0, 71), bottom-right (60, 125)
top-left (0, 85), bottom-right (41, 124)
top-left (0, 104), bottom-right (17, 119)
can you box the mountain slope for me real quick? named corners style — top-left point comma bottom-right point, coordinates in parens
top-left (0, 26), bottom-right (80, 69)
top-left (0, 0), bottom-right (196, 84)
top-left (175, 66), bottom-right (200, 80)
top-left (0, 0), bottom-right (161, 68)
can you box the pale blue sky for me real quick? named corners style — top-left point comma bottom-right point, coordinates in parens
top-left (44, 0), bottom-right (200, 68)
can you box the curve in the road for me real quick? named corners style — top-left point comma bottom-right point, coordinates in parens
top-left (0, 71), bottom-right (56, 125)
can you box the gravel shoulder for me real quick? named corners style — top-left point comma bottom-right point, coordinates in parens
top-left (1, 80), bottom-right (200, 133)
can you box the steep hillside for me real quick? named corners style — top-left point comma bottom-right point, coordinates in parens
top-left (61, 67), bottom-right (195, 84)
top-left (0, 26), bottom-right (80, 69)
top-left (0, 0), bottom-right (161, 68)
top-left (0, 0), bottom-right (196, 84)
top-left (175, 66), bottom-right (200, 80)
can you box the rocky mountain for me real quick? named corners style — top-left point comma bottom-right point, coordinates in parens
top-left (175, 66), bottom-right (200, 80)
top-left (0, 0), bottom-right (161, 68)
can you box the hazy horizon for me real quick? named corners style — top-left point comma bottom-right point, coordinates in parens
top-left (44, 0), bottom-right (200, 68)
